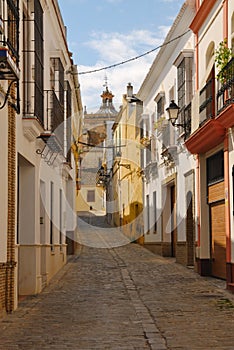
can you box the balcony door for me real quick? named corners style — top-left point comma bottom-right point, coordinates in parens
top-left (199, 66), bottom-right (215, 124)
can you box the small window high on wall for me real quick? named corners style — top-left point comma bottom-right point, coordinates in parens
top-left (87, 190), bottom-right (95, 202)
top-left (207, 150), bottom-right (224, 186)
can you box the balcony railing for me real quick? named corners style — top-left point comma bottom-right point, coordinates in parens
top-left (199, 78), bottom-right (214, 125)
top-left (44, 89), bottom-right (64, 150)
top-left (183, 102), bottom-right (191, 140)
top-left (217, 57), bottom-right (234, 115)
top-left (45, 89), bottom-right (64, 132)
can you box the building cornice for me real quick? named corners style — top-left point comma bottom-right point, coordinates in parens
top-left (190, 0), bottom-right (216, 34)
top-left (138, 3), bottom-right (195, 101)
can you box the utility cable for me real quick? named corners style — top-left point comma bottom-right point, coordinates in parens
top-left (78, 29), bottom-right (191, 75)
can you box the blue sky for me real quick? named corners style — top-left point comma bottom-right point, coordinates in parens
top-left (58, 0), bottom-right (185, 110)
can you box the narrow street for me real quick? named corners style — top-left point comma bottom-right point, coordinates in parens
top-left (1, 215), bottom-right (234, 350)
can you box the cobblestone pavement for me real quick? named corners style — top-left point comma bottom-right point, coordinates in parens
top-left (1, 216), bottom-right (234, 349)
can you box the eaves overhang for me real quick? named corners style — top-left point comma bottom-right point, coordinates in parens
top-left (138, 2), bottom-right (193, 100)
top-left (185, 119), bottom-right (225, 154)
top-left (216, 103), bottom-right (234, 129)
top-left (190, 0), bottom-right (216, 34)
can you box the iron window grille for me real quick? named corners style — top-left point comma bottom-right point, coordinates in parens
top-left (217, 57), bottom-right (234, 115)
top-left (177, 57), bottom-right (193, 137)
top-left (34, 0), bottom-right (44, 124)
top-left (207, 150), bottom-right (224, 186)
top-left (157, 96), bottom-right (164, 119)
top-left (7, 0), bottom-right (19, 63)
top-left (22, 0), bottom-right (44, 124)
top-left (65, 80), bottom-right (72, 163)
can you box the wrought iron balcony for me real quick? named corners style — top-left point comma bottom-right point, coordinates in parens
top-left (217, 57), bottom-right (234, 115)
top-left (183, 102), bottom-right (191, 140)
top-left (199, 78), bottom-right (214, 125)
top-left (44, 89), bottom-right (64, 131)
top-left (0, 47), bottom-right (19, 80)
top-left (36, 90), bottom-right (64, 163)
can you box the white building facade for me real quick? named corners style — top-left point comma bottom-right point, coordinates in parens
top-left (0, 0), bottom-right (82, 314)
top-left (138, 1), bottom-right (197, 266)
top-left (185, 0), bottom-right (234, 285)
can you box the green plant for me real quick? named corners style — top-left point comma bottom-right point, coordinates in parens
top-left (215, 39), bottom-right (233, 83)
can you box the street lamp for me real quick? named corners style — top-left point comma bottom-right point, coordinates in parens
top-left (166, 100), bottom-right (180, 126)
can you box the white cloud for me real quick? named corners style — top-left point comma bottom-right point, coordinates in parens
top-left (78, 28), bottom-right (168, 111)
top-left (87, 30), bottom-right (164, 62)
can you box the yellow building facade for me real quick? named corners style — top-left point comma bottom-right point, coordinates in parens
top-left (112, 84), bottom-right (144, 243)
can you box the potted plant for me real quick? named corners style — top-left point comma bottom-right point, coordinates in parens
top-left (215, 39), bottom-right (233, 84)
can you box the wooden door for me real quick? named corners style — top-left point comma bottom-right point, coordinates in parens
top-left (210, 200), bottom-right (226, 279)
top-left (171, 185), bottom-right (176, 257)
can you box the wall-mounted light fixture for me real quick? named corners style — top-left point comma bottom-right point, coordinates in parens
top-left (115, 154), bottom-right (131, 170)
top-left (36, 133), bottom-right (62, 166)
top-left (166, 100), bottom-right (185, 130)
top-left (166, 100), bottom-right (192, 141)
top-left (96, 165), bottom-right (110, 187)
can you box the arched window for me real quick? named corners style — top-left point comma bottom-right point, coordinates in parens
top-left (206, 41), bottom-right (215, 69)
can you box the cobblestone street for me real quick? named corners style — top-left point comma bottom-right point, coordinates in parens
top-left (1, 216), bottom-right (234, 349)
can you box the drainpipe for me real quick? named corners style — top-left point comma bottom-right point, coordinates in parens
top-left (6, 83), bottom-right (17, 313)
top-left (223, 0), bottom-right (228, 40)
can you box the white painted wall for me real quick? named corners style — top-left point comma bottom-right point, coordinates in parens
top-left (138, 3), bottom-right (196, 247)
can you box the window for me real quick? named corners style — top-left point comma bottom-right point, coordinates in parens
top-left (116, 125), bottom-right (122, 156)
top-left (153, 191), bottom-right (157, 233)
top-left (22, 10), bottom-right (31, 116)
top-left (50, 58), bottom-right (64, 132)
top-left (50, 182), bottom-right (54, 250)
top-left (7, 0), bottom-right (19, 61)
top-left (207, 150), bottom-right (224, 185)
top-left (176, 54), bottom-right (193, 136)
top-left (65, 81), bottom-right (72, 160)
top-left (146, 195), bottom-right (150, 234)
top-left (199, 67), bottom-right (215, 124)
top-left (157, 96), bottom-right (164, 119)
top-left (59, 189), bottom-right (62, 249)
top-left (34, 0), bottom-right (44, 124)
top-left (22, 0), bottom-right (43, 122)
top-left (51, 58), bottom-right (64, 106)
top-left (87, 190), bottom-right (95, 202)
top-left (178, 59), bottom-right (186, 109)
top-left (177, 56), bottom-right (193, 108)
top-left (145, 118), bottom-right (151, 165)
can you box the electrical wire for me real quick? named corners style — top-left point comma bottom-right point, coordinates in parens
top-left (78, 29), bottom-right (191, 75)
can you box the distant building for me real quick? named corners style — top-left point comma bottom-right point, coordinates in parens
top-left (111, 83), bottom-right (144, 242)
top-left (77, 82), bottom-right (118, 214)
